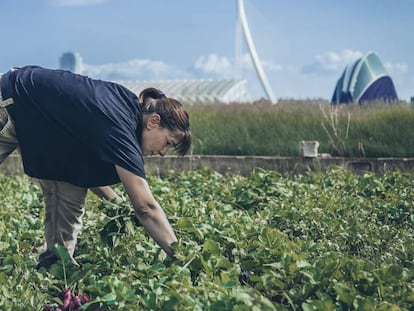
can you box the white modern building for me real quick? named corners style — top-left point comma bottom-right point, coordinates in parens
top-left (119, 79), bottom-right (250, 105)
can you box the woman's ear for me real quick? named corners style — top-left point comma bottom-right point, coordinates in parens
top-left (146, 113), bottom-right (161, 129)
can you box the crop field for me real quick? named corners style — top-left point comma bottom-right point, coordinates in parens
top-left (0, 168), bottom-right (413, 310)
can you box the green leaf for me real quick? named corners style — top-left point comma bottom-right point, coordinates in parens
top-left (302, 300), bottom-right (335, 311)
top-left (203, 239), bottom-right (220, 255)
top-left (101, 292), bottom-right (117, 304)
top-left (52, 244), bottom-right (71, 263)
top-left (176, 217), bottom-right (194, 230)
top-left (0, 242), bottom-right (10, 251)
top-left (334, 282), bottom-right (356, 306)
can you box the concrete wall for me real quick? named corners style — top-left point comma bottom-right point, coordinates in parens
top-left (145, 155), bottom-right (414, 176)
top-left (2, 153), bottom-right (414, 178)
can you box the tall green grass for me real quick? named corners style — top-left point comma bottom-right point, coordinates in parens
top-left (185, 100), bottom-right (414, 157)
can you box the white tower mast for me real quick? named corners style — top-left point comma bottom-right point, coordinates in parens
top-left (237, 0), bottom-right (277, 103)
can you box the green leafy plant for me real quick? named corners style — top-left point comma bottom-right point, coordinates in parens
top-left (0, 168), bottom-right (413, 310)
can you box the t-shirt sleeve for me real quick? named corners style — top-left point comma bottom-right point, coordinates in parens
top-left (98, 126), bottom-right (146, 179)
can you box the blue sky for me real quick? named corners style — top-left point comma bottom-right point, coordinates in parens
top-left (1, 0), bottom-right (413, 101)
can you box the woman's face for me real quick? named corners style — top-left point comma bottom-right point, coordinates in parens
top-left (140, 114), bottom-right (182, 157)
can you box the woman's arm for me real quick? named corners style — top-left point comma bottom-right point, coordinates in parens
top-left (90, 186), bottom-right (122, 202)
top-left (115, 165), bottom-right (177, 257)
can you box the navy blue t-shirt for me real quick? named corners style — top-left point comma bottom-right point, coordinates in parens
top-left (8, 66), bottom-right (145, 187)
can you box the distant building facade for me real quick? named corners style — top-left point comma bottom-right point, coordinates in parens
top-left (59, 52), bottom-right (83, 74)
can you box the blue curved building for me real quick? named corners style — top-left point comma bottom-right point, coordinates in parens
top-left (331, 52), bottom-right (398, 104)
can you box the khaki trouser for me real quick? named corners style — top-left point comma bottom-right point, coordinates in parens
top-left (38, 180), bottom-right (87, 267)
top-left (0, 75), bottom-right (86, 267)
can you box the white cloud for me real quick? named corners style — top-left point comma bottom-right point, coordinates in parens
top-left (192, 53), bottom-right (283, 80)
top-left (317, 49), bottom-right (363, 71)
top-left (49, 0), bottom-right (108, 7)
top-left (81, 58), bottom-right (187, 81)
top-left (384, 62), bottom-right (408, 76)
top-left (194, 54), bottom-right (233, 77)
top-left (302, 49), bottom-right (363, 74)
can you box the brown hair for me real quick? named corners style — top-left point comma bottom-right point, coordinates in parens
top-left (139, 88), bottom-right (192, 156)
